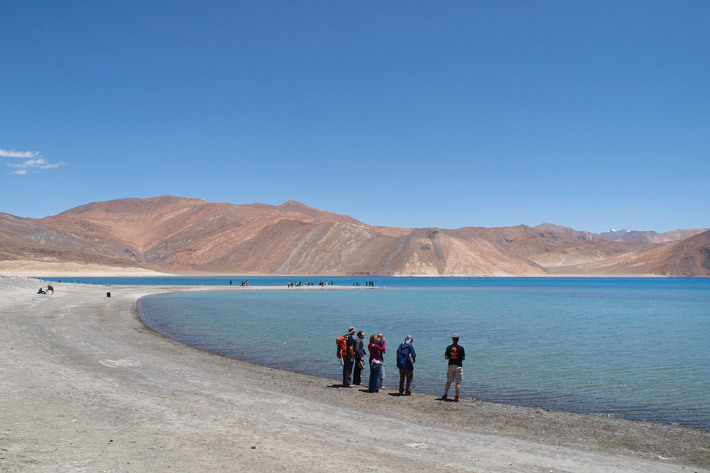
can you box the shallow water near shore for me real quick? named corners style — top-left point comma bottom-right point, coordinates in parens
top-left (57, 276), bottom-right (710, 429)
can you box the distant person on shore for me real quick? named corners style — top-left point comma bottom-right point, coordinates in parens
top-left (368, 334), bottom-right (386, 392)
top-left (439, 333), bottom-right (465, 402)
top-left (47, 285), bottom-right (54, 294)
top-left (353, 331), bottom-right (366, 385)
top-left (396, 335), bottom-right (416, 395)
top-left (342, 327), bottom-right (356, 387)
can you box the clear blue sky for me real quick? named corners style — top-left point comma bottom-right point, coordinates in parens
top-left (1, 1), bottom-right (708, 233)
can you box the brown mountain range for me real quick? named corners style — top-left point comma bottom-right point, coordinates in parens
top-left (1, 195), bottom-right (708, 276)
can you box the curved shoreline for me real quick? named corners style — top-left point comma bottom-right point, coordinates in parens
top-left (136, 288), bottom-right (708, 430)
top-left (1, 277), bottom-right (708, 472)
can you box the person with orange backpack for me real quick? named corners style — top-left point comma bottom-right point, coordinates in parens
top-left (337, 327), bottom-right (357, 386)
top-left (336, 334), bottom-right (347, 362)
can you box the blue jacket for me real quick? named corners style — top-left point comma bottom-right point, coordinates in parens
top-left (396, 343), bottom-right (416, 371)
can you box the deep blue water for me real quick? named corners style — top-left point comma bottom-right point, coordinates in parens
top-left (47, 276), bottom-right (710, 429)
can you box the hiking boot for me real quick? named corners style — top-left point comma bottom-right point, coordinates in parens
top-left (453, 397), bottom-right (459, 402)
top-left (438, 395), bottom-right (448, 400)
top-left (399, 390), bottom-right (404, 395)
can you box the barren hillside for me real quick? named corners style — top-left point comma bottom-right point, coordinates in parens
top-left (558, 230), bottom-right (710, 276)
top-left (1, 196), bottom-right (708, 276)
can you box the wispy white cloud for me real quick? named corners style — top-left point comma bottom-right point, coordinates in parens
top-left (0, 149), bottom-right (40, 158)
top-left (7, 157), bottom-right (62, 169)
top-left (2, 148), bottom-right (64, 174)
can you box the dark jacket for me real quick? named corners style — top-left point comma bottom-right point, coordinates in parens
top-left (396, 343), bottom-right (416, 371)
top-left (353, 338), bottom-right (365, 359)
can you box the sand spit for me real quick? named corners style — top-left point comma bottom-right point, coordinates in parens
top-left (1, 277), bottom-right (708, 472)
top-left (0, 261), bottom-right (173, 278)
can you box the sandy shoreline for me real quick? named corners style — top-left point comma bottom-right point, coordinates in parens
top-left (1, 277), bottom-right (708, 472)
top-left (0, 260), bottom-right (680, 279)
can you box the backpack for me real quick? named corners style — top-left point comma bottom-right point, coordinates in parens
top-left (336, 336), bottom-right (348, 359)
top-left (397, 345), bottom-right (411, 370)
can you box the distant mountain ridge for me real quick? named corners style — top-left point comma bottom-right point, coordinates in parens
top-left (600, 228), bottom-right (707, 244)
top-left (1, 196), bottom-right (708, 276)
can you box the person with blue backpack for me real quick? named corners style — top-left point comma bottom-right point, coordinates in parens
top-left (396, 335), bottom-right (416, 396)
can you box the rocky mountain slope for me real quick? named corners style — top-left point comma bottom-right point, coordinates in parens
top-left (1, 196), bottom-right (708, 276)
top-left (600, 228), bottom-right (707, 243)
top-left (559, 229), bottom-right (710, 276)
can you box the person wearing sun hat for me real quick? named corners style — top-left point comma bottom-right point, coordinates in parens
top-left (342, 326), bottom-right (357, 386)
top-left (396, 335), bottom-right (416, 395)
top-left (439, 332), bottom-right (465, 402)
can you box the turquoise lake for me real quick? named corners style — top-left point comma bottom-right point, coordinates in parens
top-left (48, 276), bottom-right (710, 429)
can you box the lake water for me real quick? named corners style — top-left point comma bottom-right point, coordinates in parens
top-left (48, 276), bottom-right (710, 429)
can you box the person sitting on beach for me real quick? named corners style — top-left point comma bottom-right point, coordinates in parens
top-left (37, 287), bottom-right (46, 294)
top-left (368, 334), bottom-right (386, 392)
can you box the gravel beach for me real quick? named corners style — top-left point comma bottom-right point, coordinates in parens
top-left (1, 277), bottom-right (708, 472)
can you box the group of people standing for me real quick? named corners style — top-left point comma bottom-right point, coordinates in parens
top-left (287, 280), bottom-right (334, 287)
top-left (352, 281), bottom-right (375, 287)
top-left (340, 328), bottom-right (465, 401)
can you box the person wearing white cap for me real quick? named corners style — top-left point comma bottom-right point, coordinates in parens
top-left (439, 332), bottom-right (465, 402)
